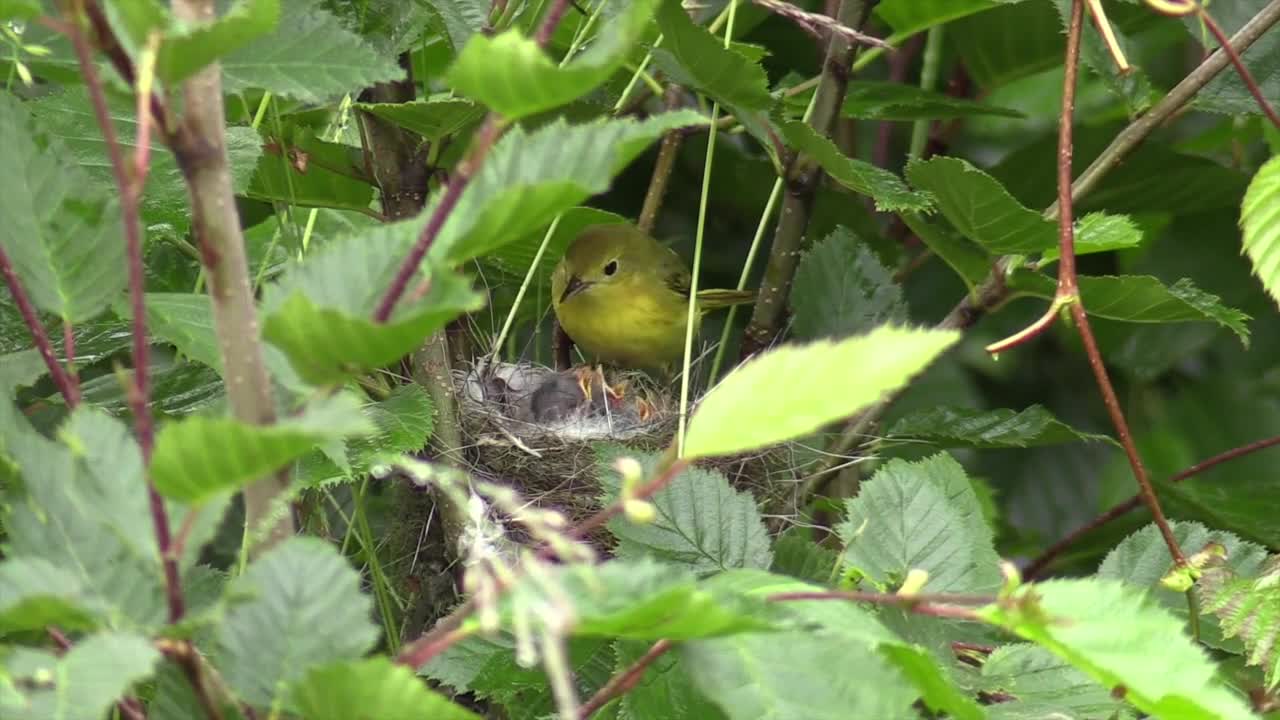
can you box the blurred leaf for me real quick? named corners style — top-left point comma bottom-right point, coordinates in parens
top-left (595, 444), bottom-right (773, 572)
top-left (222, 0), bottom-right (404, 101)
top-left (790, 227), bottom-right (906, 340)
top-left (616, 640), bottom-right (726, 720)
top-left (874, 0), bottom-right (1011, 38)
top-left (784, 122), bottom-right (932, 213)
top-left (154, 0), bottom-right (282, 84)
top-left (0, 349), bottom-right (46, 395)
top-left (684, 326), bottom-right (959, 459)
top-left (356, 97), bottom-right (483, 141)
top-left (770, 529), bottom-right (839, 584)
top-left (291, 658), bottom-right (481, 720)
top-left (1, 632), bottom-right (160, 720)
top-left (980, 644), bottom-right (1124, 720)
top-left (886, 405), bottom-right (1115, 449)
top-left (652, 0), bottom-right (772, 110)
top-left (0, 93), bottom-right (125, 323)
top-left (246, 130), bottom-right (375, 214)
top-left (835, 81), bottom-right (1025, 120)
top-left (419, 0), bottom-right (488, 52)
top-left (216, 537), bottom-right (379, 708)
top-left (1183, 2), bottom-right (1280, 116)
top-left (0, 0), bottom-right (39, 20)
top-left (1240, 154), bottom-right (1280, 309)
top-left (260, 221), bottom-right (485, 384)
top-left (0, 557), bottom-right (97, 634)
top-left (151, 392), bottom-right (373, 503)
top-left (446, 0), bottom-right (660, 118)
top-left (296, 383), bottom-right (435, 486)
top-left (1007, 272), bottom-right (1251, 344)
top-left (483, 206), bottom-right (628, 288)
top-left (838, 453), bottom-right (1002, 593)
top-left (950, 0), bottom-right (1062, 88)
top-left (1199, 554), bottom-right (1280, 688)
top-left (427, 111), bottom-right (707, 265)
top-left (78, 360), bottom-right (225, 416)
top-left (979, 579), bottom-right (1255, 720)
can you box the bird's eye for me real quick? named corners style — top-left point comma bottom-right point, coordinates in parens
top-left (603, 260), bottom-right (618, 276)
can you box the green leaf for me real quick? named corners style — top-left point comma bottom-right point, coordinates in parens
top-left (1183, 3), bottom-right (1280, 116)
top-left (0, 93), bottom-right (125, 322)
top-left (0, 349), bottom-right (46, 395)
top-left (907, 156), bottom-right (1052, 254)
top-left (770, 529), bottom-right (839, 583)
top-left (652, 0), bottom-right (772, 110)
top-left (1046, 212), bottom-right (1144, 261)
top-left (1, 632), bottom-right (160, 720)
top-left (356, 97), bottom-right (483, 141)
top-left (418, 634), bottom-right (614, 711)
top-left (151, 392), bottom-right (374, 503)
top-left (1240, 154), bottom-right (1280, 309)
top-left (483, 206), bottom-right (628, 288)
top-left (419, 0), bottom-right (488, 52)
top-left (1199, 555), bottom-right (1280, 689)
top-left (499, 559), bottom-right (781, 641)
top-left (245, 130), bottom-right (375, 214)
top-left (1007, 272), bottom-right (1252, 344)
top-left (836, 81), bottom-right (1025, 121)
top-left (291, 658), bottom-right (481, 720)
top-left (0, 557), bottom-right (97, 633)
top-left (616, 640), bottom-right (726, 720)
top-left (886, 405), bottom-right (1115, 449)
top-left (427, 111), bottom-right (706, 265)
top-left (790, 227), bottom-right (906, 341)
top-left (783, 121), bottom-right (932, 213)
top-left (838, 453), bottom-right (1002, 593)
top-left (222, 0), bottom-right (405, 101)
top-left (980, 644), bottom-right (1125, 720)
top-left (216, 537), bottom-right (379, 708)
top-left (3, 408), bottom-right (168, 628)
top-left (261, 220), bottom-right (485, 384)
top-left (979, 579), bottom-right (1255, 720)
top-left (446, 0), bottom-right (660, 119)
top-left (684, 326), bottom-right (959, 459)
top-left (296, 383), bottom-right (435, 486)
top-left (900, 211), bottom-right (992, 289)
top-left (156, 0), bottom-right (282, 84)
top-left (0, 0), bottom-right (39, 21)
top-left (139, 293), bottom-right (224, 370)
top-left (594, 445), bottom-right (773, 572)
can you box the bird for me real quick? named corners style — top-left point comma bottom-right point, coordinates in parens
top-left (551, 224), bottom-right (755, 372)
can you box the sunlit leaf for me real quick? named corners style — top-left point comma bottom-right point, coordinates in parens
top-left (1240, 154), bottom-right (1280, 309)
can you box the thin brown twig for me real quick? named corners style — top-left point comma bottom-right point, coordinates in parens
top-left (578, 640), bottom-right (674, 719)
top-left (637, 86), bottom-right (685, 235)
top-left (750, 0), bottom-right (890, 49)
top-left (0, 245), bottom-right (80, 407)
top-left (1198, 8), bottom-right (1280, 130)
top-left (65, 0), bottom-right (184, 623)
top-left (1024, 434), bottom-right (1280, 578)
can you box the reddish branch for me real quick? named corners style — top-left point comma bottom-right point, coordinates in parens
top-left (1198, 9), bottom-right (1280, 129)
top-left (374, 0), bottom-right (573, 322)
top-left (0, 245), bottom-right (80, 406)
top-left (64, 0), bottom-right (183, 622)
top-left (1025, 433), bottom-right (1280, 578)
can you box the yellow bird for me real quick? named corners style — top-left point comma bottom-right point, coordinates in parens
top-left (551, 224), bottom-right (755, 371)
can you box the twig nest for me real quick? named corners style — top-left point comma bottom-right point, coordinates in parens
top-left (455, 361), bottom-right (798, 536)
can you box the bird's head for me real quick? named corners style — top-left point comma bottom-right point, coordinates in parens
top-left (555, 224), bottom-right (638, 304)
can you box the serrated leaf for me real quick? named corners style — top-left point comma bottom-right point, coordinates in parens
top-left (907, 155), bottom-right (1051, 253)
top-left (216, 537), bottom-right (379, 708)
top-left (291, 658), bottom-right (480, 720)
top-left (261, 220), bottom-right (485, 384)
top-left (222, 0), bottom-right (404, 101)
top-left (769, 529), bottom-right (839, 583)
top-left (1240, 154), bottom-right (1280, 309)
top-left (886, 405), bottom-right (1114, 449)
top-left (684, 326), bottom-right (958, 459)
top-left (420, 0), bottom-right (488, 52)
top-left (790, 227), bottom-right (906, 340)
top-left (1199, 555), bottom-right (1280, 688)
top-left (1007, 272), bottom-right (1252, 344)
top-left (151, 392), bottom-right (374, 503)
top-left (296, 383), bottom-right (435, 485)
top-left (980, 644), bottom-right (1125, 720)
top-left (616, 639), bottom-right (726, 720)
top-left (446, 0), bottom-right (660, 118)
top-left (0, 93), bottom-right (124, 323)
top-left (417, 633), bottom-right (613, 710)
top-left (356, 97), bottom-right (483, 141)
top-left (428, 111), bottom-right (707, 265)
top-left (156, 0), bottom-right (282, 84)
top-left (594, 444), bottom-right (772, 572)
top-left (0, 557), bottom-right (97, 633)
top-left (839, 453), bottom-right (1002, 594)
top-left (2, 632), bottom-right (160, 720)
top-left (837, 81), bottom-right (1025, 120)
top-left (980, 579), bottom-right (1255, 720)
top-left (783, 121), bottom-right (931, 213)
top-left (0, 349), bottom-right (46, 395)
top-left (652, 0), bottom-right (771, 110)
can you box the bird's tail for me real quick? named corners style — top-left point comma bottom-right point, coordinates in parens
top-left (695, 288), bottom-right (757, 309)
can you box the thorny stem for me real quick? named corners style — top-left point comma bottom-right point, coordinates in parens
top-left (1024, 434), bottom-right (1280, 578)
top-left (375, 0), bottom-right (574, 323)
top-left (578, 640), bottom-right (675, 719)
top-left (0, 245), bottom-right (79, 407)
top-left (66, 0), bottom-right (183, 622)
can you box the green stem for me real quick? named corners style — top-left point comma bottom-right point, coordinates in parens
top-left (908, 25), bottom-right (944, 160)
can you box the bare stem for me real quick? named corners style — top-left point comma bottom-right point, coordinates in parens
top-left (578, 640), bottom-right (674, 719)
top-left (1024, 433), bottom-right (1280, 578)
top-left (0, 245), bottom-right (79, 407)
top-left (637, 86), bottom-right (685, 234)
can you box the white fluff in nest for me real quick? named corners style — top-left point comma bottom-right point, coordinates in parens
top-left (461, 361), bottom-right (668, 443)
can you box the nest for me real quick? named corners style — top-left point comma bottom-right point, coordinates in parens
top-left (454, 361), bottom-right (799, 543)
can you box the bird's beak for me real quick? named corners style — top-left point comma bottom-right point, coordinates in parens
top-left (560, 274), bottom-right (590, 304)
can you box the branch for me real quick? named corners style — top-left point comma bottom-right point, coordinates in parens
top-left (0, 245), bottom-right (80, 406)
top-left (637, 86), bottom-right (685, 235)
top-left (750, 0), bottom-right (889, 49)
top-left (374, 0), bottom-right (574, 322)
top-left (741, 0), bottom-right (868, 358)
top-left (65, 0), bottom-right (183, 622)
top-left (1024, 433), bottom-right (1280, 578)
top-left (577, 640), bottom-right (674, 719)
top-left (768, 590), bottom-right (988, 620)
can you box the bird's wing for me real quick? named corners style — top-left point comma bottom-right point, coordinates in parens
top-left (661, 249), bottom-right (693, 299)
